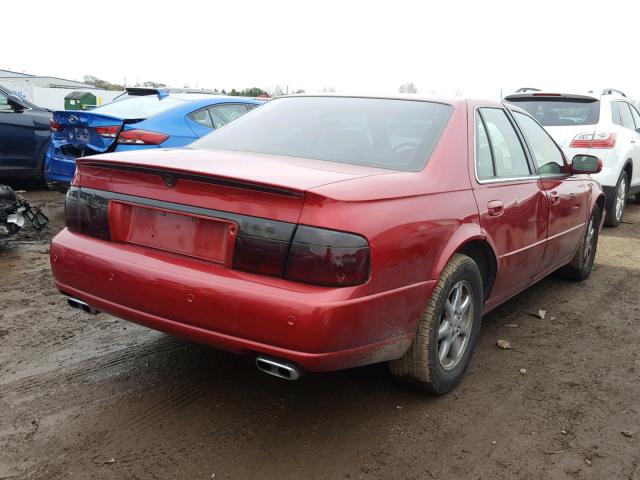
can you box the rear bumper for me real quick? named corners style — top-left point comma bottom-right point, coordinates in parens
top-left (44, 150), bottom-right (76, 186)
top-left (51, 229), bottom-right (431, 371)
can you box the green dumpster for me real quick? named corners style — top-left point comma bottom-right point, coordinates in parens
top-left (64, 91), bottom-right (97, 110)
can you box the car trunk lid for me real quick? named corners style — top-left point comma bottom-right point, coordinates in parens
top-left (50, 110), bottom-right (132, 159)
top-left (74, 148), bottom-right (392, 224)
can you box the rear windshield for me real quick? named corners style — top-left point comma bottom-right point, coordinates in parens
top-left (506, 98), bottom-right (600, 126)
top-left (93, 95), bottom-right (185, 119)
top-left (191, 97), bottom-right (453, 171)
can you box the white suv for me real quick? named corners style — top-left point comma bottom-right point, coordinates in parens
top-left (505, 88), bottom-right (640, 227)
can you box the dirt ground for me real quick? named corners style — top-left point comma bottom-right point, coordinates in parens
top-left (1, 186), bottom-right (639, 480)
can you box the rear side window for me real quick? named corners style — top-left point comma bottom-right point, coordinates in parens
top-left (506, 98), bottom-right (600, 126)
top-left (611, 102), bottom-right (623, 126)
top-left (617, 102), bottom-right (637, 130)
top-left (189, 108), bottom-right (214, 128)
top-left (209, 104), bottom-right (249, 129)
top-left (477, 108), bottom-right (530, 179)
top-left (475, 113), bottom-right (494, 180)
top-left (629, 104), bottom-right (640, 130)
top-left (513, 112), bottom-right (565, 175)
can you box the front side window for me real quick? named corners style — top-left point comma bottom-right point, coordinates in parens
top-left (513, 111), bottom-right (565, 175)
top-left (0, 93), bottom-right (11, 112)
top-left (209, 104), bottom-right (249, 129)
top-left (191, 97), bottom-right (453, 171)
top-left (477, 108), bottom-right (530, 178)
top-left (616, 102), bottom-right (635, 130)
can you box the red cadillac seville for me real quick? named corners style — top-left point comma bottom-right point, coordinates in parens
top-left (50, 95), bottom-right (605, 393)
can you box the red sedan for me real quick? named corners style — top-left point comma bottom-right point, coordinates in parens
top-left (50, 95), bottom-right (605, 393)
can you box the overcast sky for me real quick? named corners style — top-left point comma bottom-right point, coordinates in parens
top-left (4, 0), bottom-right (640, 99)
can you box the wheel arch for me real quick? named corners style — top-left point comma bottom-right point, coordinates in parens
top-left (433, 225), bottom-right (498, 302)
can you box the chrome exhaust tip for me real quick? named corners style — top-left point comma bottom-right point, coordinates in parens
top-left (67, 297), bottom-right (100, 315)
top-left (255, 355), bottom-right (301, 381)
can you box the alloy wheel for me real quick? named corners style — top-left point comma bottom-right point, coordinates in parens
top-left (437, 281), bottom-right (474, 370)
top-left (615, 177), bottom-right (627, 222)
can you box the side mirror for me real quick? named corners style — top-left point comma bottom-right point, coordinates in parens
top-left (7, 94), bottom-right (26, 112)
top-left (571, 154), bottom-right (602, 174)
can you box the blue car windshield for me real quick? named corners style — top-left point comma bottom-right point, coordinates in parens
top-left (191, 96), bottom-right (453, 171)
top-left (92, 95), bottom-right (185, 119)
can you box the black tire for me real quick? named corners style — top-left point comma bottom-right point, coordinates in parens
top-left (604, 171), bottom-right (628, 227)
top-left (559, 206), bottom-right (601, 281)
top-left (389, 254), bottom-right (483, 394)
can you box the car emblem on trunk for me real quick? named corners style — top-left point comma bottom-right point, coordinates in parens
top-left (162, 174), bottom-right (176, 188)
top-left (68, 115), bottom-right (78, 124)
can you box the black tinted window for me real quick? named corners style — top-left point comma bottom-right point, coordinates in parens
top-left (513, 112), bottom-right (565, 175)
top-left (192, 97), bottom-right (453, 171)
top-left (506, 98), bottom-right (600, 126)
top-left (478, 108), bottom-right (530, 178)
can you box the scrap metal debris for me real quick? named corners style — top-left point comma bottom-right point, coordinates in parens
top-left (0, 184), bottom-right (48, 242)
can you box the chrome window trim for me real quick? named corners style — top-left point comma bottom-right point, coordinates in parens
top-left (472, 106), bottom-right (539, 185)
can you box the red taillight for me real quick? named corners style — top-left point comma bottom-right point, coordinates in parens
top-left (285, 227), bottom-right (370, 286)
top-left (570, 132), bottom-right (616, 149)
top-left (117, 129), bottom-right (169, 145)
top-left (232, 224), bottom-right (370, 286)
top-left (95, 125), bottom-right (120, 138)
top-left (65, 188), bottom-right (110, 241)
top-left (49, 119), bottom-right (63, 132)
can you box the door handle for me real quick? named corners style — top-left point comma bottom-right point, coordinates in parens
top-left (487, 200), bottom-right (504, 217)
top-left (548, 191), bottom-right (560, 205)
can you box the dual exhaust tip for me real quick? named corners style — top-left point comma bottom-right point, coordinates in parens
top-left (67, 297), bottom-right (100, 315)
top-left (255, 355), bottom-right (301, 381)
top-left (66, 296), bottom-right (301, 381)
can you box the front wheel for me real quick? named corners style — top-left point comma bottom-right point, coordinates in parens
top-left (559, 206), bottom-right (601, 281)
top-left (604, 172), bottom-right (627, 227)
top-left (389, 254), bottom-right (483, 394)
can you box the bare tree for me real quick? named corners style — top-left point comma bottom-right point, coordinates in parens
top-left (398, 82), bottom-right (418, 94)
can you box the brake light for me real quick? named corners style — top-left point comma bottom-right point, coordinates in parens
top-left (532, 93), bottom-right (562, 96)
top-left (285, 227), bottom-right (370, 286)
top-left (232, 224), bottom-right (370, 286)
top-left (49, 119), bottom-right (63, 132)
top-left (65, 188), bottom-right (110, 241)
top-left (117, 129), bottom-right (169, 145)
top-left (95, 125), bottom-right (120, 138)
top-left (570, 133), bottom-right (616, 149)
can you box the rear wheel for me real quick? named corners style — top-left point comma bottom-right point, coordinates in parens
top-left (559, 206), bottom-right (601, 281)
top-left (604, 172), bottom-right (627, 227)
top-left (389, 254), bottom-right (482, 393)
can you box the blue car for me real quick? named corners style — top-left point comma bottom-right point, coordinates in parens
top-left (44, 91), bottom-right (263, 190)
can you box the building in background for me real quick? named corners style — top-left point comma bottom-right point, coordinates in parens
top-left (0, 69), bottom-right (122, 110)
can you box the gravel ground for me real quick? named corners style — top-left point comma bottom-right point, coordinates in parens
top-left (1, 187), bottom-right (639, 480)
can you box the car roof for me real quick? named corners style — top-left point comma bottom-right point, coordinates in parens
top-left (273, 93), bottom-right (472, 107)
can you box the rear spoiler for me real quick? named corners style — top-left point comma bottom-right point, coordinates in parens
top-left (505, 92), bottom-right (599, 103)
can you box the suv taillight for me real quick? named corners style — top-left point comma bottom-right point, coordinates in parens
top-left (65, 188), bottom-right (110, 240)
top-left (570, 132), bottom-right (616, 148)
top-left (233, 224), bottom-right (370, 286)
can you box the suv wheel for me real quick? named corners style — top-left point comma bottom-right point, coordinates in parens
top-left (389, 254), bottom-right (482, 394)
top-left (605, 172), bottom-right (627, 227)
